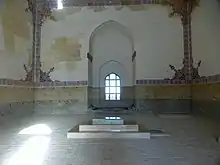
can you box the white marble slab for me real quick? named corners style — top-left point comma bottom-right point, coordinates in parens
top-left (92, 118), bottom-right (124, 125)
top-left (67, 132), bottom-right (150, 139)
top-left (79, 124), bottom-right (138, 132)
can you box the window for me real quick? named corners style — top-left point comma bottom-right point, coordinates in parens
top-left (105, 73), bottom-right (121, 100)
top-left (57, 0), bottom-right (63, 9)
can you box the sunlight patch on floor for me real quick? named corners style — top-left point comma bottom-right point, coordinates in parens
top-left (18, 124), bottom-right (52, 135)
top-left (5, 136), bottom-right (50, 165)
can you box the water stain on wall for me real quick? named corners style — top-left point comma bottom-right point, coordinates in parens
top-left (51, 36), bottom-right (81, 62)
top-left (52, 7), bottom-right (82, 21)
top-left (0, 0), bottom-right (31, 54)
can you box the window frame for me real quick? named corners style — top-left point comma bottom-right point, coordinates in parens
top-left (105, 73), bottom-right (121, 101)
top-left (57, 0), bottom-right (63, 9)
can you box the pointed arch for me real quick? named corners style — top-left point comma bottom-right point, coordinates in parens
top-left (99, 60), bottom-right (126, 83)
top-left (99, 60), bottom-right (125, 72)
top-left (89, 20), bottom-right (134, 54)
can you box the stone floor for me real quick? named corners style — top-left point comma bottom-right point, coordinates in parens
top-left (0, 113), bottom-right (220, 165)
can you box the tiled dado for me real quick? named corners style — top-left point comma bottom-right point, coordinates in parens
top-left (34, 100), bottom-right (88, 115)
top-left (135, 85), bottom-right (191, 114)
top-left (191, 84), bottom-right (220, 117)
top-left (0, 101), bottom-right (34, 117)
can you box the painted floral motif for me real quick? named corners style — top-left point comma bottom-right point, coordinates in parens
top-left (23, 64), bottom-right (55, 82)
top-left (25, 0), bottom-right (56, 25)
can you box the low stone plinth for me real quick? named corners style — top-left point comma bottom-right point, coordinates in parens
top-left (79, 124), bottom-right (139, 132)
top-left (67, 132), bottom-right (150, 139)
top-left (92, 118), bottom-right (124, 125)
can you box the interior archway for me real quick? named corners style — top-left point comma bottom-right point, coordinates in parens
top-left (88, 20), bottom-right (135, 109)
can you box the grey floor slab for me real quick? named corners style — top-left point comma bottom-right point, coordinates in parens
top-left (0, 114), bottom-right (220, 165)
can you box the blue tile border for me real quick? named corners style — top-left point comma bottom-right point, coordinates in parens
top-left (38, 80), bottom-right (88, 87)
top-left (0, 79), bottom-right (33, 87)
top-left (58, 0), bottom-right (166, 7)
top-left (0, 79), bottom-right (88, 87)
top-left (136, 79), bottom-right (186, 85)
top-left (192, 75), bottom-right (220, 84)
top-left (136, 75), bottom-right (220, 85)
top-left (1, 75), bottom-right (220, 87)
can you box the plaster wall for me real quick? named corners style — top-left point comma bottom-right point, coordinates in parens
top-left (41, 5), bottom-right (183, 81)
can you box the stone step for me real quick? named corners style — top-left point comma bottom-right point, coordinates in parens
top-left (67, 132), bottom-right (150, 139)
top-left (79, 124), bottom-right (139, 132)
top-left (92, 118), bottom-right (124, 125)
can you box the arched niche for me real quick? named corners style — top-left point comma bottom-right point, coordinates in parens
top-left (88, 20), bottom-right (135, 108)
top-left (89, 20), bottom-right (134, 87)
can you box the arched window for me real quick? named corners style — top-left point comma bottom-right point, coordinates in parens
top-left (105, 73), bottom-right (121, 100)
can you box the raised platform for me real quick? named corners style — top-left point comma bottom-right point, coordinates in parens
top-left (67, 132), bottom-right (151, 139)
top-left (92, 117), bottom-right (124, 125)
top-left (67, 116), bottom-right (170, 139)
top-left (79, 124), bottom-right (139, 132)
top-left (91, 105), bottom-right (129, 111)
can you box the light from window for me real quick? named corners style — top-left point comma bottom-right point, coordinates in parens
top-left (105, 73), bottom-right (121, 100)
top-left (5, 136), bottom-right (50, 165)
top-left (18, 124), bottom-right (52, 135)
top-left (57, 0), bottom-right (63, 9)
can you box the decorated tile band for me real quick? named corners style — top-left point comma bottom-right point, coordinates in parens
top-left (136, 75), bottom-right (220, 85)
top-left (38, 81), bottom-right (88, 87)
top-left (136, 79), bottom-right (186, 85)
top-left (192, 75), bottom-right (220, 84)
top-left (0, 79), bottom-right (88, 87)
top-left (42, 0), bottom-right (166, 6)
top-left (1, 76), bottom-right (220, 87)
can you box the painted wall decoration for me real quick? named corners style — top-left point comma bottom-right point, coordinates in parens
top-left (25, 0), bottom-right (56, 25)
top-left (50, 36), bottom-right (81, 62)
top-left (22, 63), bottom-right (56, 82)
top-left (167, 0), bottom-right (199, 20)
top-left (164, 0), bottom-right (200, 81)
top-left (167, 60), bottom-right (201, 80)
top-left (1, 0), bottom-right (31, 54)
top-left (1, 0), bottom-right (220, 87)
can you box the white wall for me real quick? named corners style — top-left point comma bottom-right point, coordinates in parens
top-left (0, 0), bottom-right (32, 80)
top-left (192, 0), bottom-right (220, 76)
top-left (41, 5), bottom-right (183, 81)
top-left (3, 1), bottom-right (219, 81)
